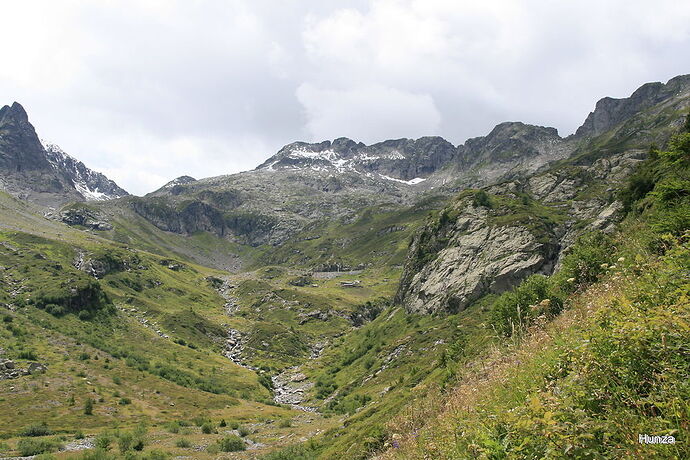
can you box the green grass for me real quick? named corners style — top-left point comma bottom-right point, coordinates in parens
top-left (378, 127), bottom-right (690, 460)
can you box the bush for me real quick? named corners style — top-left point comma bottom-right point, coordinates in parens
top-left (78, 448), bottom-right (116, 460)
top-left (200, 422), bottom-right (216, 434)
top-left (20, 422), bottom-right (52, 437)
top-left (237, 426), bottom-right (251, 437)
top-left (473, 190), bottom-right (492, 208)
top-left (118, 397), bottom-right (131, 405)
top-left (490, 274), bottom-right (563, 337)
top-left (278, 418), bottom-right (292, 428)
top-left (315, 376), bottom-right (338, 399)
top-left (258, 373), bottom-right (274, 391)
top-left (117, 433), bottom-right (144, 453)
top-left (17, 350), bottom-right (38, 361)
top-left (217, 435), bottom-right (246, 452)
top-left (175, 438), bottom-right (191, 448)
top-left (165, 422), bottom-right (180, 434)
top-left (480, 244), bottom-right (690, 458)
top-left (557, 232), bottom-right (616, 288)
top-left (17, 438), bottom-right (62, 456)
top-left (94, 432), bottom-right (112, 450)
top-left (192, 416), bottom-right (209, 427)
top-left (116, 426), bottom-right (146, 453)
top-left (84, 398), bottom-right (94, 415)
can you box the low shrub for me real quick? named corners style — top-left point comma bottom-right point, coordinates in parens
top-left (175, 438), bottom-right (191, 448)
top-left (278, 418), bottom-right (292, 428)
top-left (217, 435), bottom-right (245, 452)
top-left (490, 274), bottom-right (563, 337)
top-left (200, 422), bottom-right (216, 434)
top-left (17, 438), bottom-right (62, 456)
top-left (20, 422), bottom-right (52, 437)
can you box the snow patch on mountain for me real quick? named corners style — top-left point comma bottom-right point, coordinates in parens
top-left (41, 139), bottom-right (128, 201)
top-left (380, 175), bottom-right (427, 185)
top-left (260, 143), bottom-right (432, 185)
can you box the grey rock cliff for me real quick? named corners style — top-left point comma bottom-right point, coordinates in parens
top-left (575, 74), bottom-right (690, 138)
top-left (0, 102), bottom-right (128, 206)
top-left (43, 142), bottom-right (128, 201)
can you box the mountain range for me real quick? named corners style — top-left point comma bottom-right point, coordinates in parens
top-left (0, 74), bottom-right (688, 459)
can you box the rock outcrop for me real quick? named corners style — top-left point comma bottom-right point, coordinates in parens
top-left (393, 75), bottom-right (690, 316)
top-left (395, 192), bottom-right (561, 314)
top-left (395, 145), bottom-right (643, 315)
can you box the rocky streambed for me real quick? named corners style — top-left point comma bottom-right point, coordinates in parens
top-left (271, 367), bottom-right (316, 412)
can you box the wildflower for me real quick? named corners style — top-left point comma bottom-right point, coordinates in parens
top-left (617, 257), bottom-right (625, 263)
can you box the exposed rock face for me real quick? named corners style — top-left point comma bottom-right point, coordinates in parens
top-left (43, 142), bottom-right (128, 201)
top-left (0, 103), bottom-right (53, 172)
top-left (0, 102), bottom-right (80, 206)
top-left (129, 196), bottom-right (279, 246)
top-left (396, 196), bottom-right (561, 314)
top-left (0, 102), bottom-right (127, 206)
top-left (131, 128), bottom-right (568, 246)
top-left (133, 164), bottom-right (425, 245)
top-left (395, 146), bottom-right (644, 315)
top-left (575, 75), bottom-right (690, 138)
top-left (124, 75), bottom-right (688, 248)
top-left (60, 207), bottom-right (113, 230)
top-left (394, 75), bottom-right (690, 315)
top-left (459, 122), bottom-right (564, 167)
top-left (256, 136), bottom-right (457, 183)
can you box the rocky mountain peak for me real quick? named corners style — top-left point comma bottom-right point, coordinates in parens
top-left (256, 136), bottom-right (456, 184)
top-left (42, 141), bottom-right (129, 201)
top-left (0, 102), bottom-right (52, 173)
top-left (575, 74), bottom-right (690, 138)
top-left (165, 175), bottom-right (197, 187)
top-left (0, 102), bottom-right (127, 205)
top-left (0, 102), bottom-right (30, 124)
top-left (457, 121), bottom-right (563, 169)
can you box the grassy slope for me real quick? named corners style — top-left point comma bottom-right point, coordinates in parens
top-left (0, 186), bottom-right (448, 458)
top-left (255, 117), bottom-right (690, 459)
top-left (379, 132), bottom-right (690, 460)
top-left (0, 105), bottom-right (686, 460)
top-left (0, 196), bottom-right (344, 458)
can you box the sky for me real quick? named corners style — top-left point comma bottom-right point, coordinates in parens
top-left (2, 0), bottom-right (690, 195)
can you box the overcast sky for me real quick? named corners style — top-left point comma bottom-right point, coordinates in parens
top-left (2, 0), bottom-right (690, 195)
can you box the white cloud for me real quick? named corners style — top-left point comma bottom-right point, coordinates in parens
top-left (296, 84), bottom-right (441, 142)
top-left (1, 0), bottom-right (689, 194)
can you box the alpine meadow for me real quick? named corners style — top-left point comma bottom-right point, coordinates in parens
top-left (1, 2), bottom-right (690, 460)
